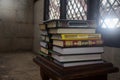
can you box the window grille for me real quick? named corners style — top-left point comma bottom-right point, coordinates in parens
top-left (49, 0), bottom-right (60, 19)
top-left (48, 0), bottom-right (87, 20)
top-left (99, 0), bottom-right (120, 29)
top-left (66, 0), bottom-right (87, 20)
top-left (99, 0), bottom-right (120, 47)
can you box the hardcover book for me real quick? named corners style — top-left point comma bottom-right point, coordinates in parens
top-left (40, 41), bottom-right (48, 48)
top-left (52, 34), bottom-right (101, 40)
top-left (44, 19), bottom-right (97, 28)
top-left (45, 36), bottom-right (50, 42)
top-left (52, 53), bottom-right (102, 62)
top-left (53, 40), bottom-right (103, 47)
top-left (49, 50), bottom-right (102, 56)
top-left (39, 24), bottom-right (46, 30)
top-left (41, 31), bottom-right (48, 35)
top-left (40, 35), bottom-right (46, 41)
top-left (40, 35), bottom-right (50, 42)
top-left (40, 46), bottom-right (49, 54)
top-left (49, 28), bottom-right (96, 34)
top-left (40, 41), bottom-right (53, 49)
top-left (38, 51), bottom-right (53, 60)
top-left (54, 59), bottom-right (104, 67)
top-left (53, 46), bottom-right (104, 54)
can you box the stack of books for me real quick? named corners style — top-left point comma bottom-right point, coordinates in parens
top-left (39, 24), bottom-right (52, 59)
top-left (40, 19), bottom-right (104, 67)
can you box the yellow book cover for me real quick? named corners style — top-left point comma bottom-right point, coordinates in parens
top-left (52, 34), bottom-right (101, 40)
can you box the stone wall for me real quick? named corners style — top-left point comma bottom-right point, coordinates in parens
top-left (33, 0), bottom-right (44, 53)
top-left (0, 0), bottom-right (34, 52)
top-left (102, 47), bottom-right (120, 80)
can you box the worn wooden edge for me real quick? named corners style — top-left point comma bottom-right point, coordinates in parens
top-left (33, 55), bottom-right (119, 72)
top-left (33, 56), bottom-right (119, 79)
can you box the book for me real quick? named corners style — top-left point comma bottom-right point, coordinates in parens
top-left (49, 28), bottom-right (96, 34)
top-left (40, 35), bottom-right (50, 42)
top-left (41, 31), bottom-right (48, 35)
top-left (40, 46), bottom-right (48, 54)
top-left (38, 51), bottom-right (53, 60)
top-left (52, 53), bottom-right (102, 62)
top-left (49, 50), bottom-right (102, 56)
top-left (44, 19), bottom-right (97, 28)
top-left (54, 59), bottom-right (104, 67)
top-left (39, 24), bottom-right (46, 30)
top-left (40, 35), bottom-right (46, 41)
top-left (53, 46), bottom-right (104, 54)
top-left (40, 41), bottom-right (52, 49)
top-left (45, 36), bottom-right (50, 42)
top-left (52, 34), bottom-right (101, 40)
top-left (40, 41), bottom-right (48, 48)
top-left (53, 40), bottom-right (103, 47)
top-left (38, 51), bottom-right (49, 57)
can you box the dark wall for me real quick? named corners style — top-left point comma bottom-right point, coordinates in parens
top-left (0, 0), bottom-right (34, 52)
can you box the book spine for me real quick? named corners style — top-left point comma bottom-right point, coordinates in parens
top-left (39, 24), bottom-right (46, 30)
top-left (63, 40), bottom-right (103, 47)
top-left (41, 31), bottom-right (48, 35)
top-left (47, 20), bottom-right (96, 28)
top-left (47, 21), bottom-right (56, 28)
top-left (41, 35), bottom-right (46, 41)
top-left (40, 35), bottom-right (50, 42)
top-left (40, 47), bottom-right (48, 54)
top-left (58, 21), bottom-right (68, 27)
top-left (61, 34), bottom-right (101, 40)
top-left (39, 51), bottom-right (53, 60)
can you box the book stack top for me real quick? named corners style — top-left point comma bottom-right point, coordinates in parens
top-left (44, 19), bottom-right (97, 28)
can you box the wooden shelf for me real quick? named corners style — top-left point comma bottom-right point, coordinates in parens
top-left (33, 55), bottom-right (119, 80)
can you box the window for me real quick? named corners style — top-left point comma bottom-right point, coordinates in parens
top-left (66, 0), bottom-right (87, 20)
top-left (45, 0), bottom-right (87, 20)
top-left (44, 0), bottom-right (120, 47)
top-left (99, 0), bottom-right (120, 29)
top-left (49, 0), bottom-right (60, 19)
top-left (99, 0), bottom-right (120, 47)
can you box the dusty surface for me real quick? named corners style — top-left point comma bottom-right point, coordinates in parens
top-left (0, 52), bottom-right (41, 80)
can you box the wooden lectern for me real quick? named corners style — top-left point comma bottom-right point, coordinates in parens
top-left (33, 55), bottom-right (119, 80)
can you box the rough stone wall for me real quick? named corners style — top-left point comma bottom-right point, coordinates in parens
top-left (33, 0), bottom-right (44, 53)
top-left (102, 47), bottom-right (120, 80)
top-left (0, 0), bottom-right (34, 52)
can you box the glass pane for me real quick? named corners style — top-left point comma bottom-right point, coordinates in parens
top-left (100, 0), bottom-right (120, 29)
top-left (66, 0), bottom-right (87, 20)
top-left (49, 0), bottom-right (60, 19)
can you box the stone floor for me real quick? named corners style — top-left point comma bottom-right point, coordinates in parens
top-left (0, 52), bottom-right (42, 80)
top-left (0, 52), bottom-right (120, 80)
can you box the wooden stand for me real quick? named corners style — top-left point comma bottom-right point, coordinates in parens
top-left (33, 56), bottom-right (119, 80)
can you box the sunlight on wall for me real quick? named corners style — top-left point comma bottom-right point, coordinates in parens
top-left (0, 0), bottom-right (16, 21)
top-left (0, 0), bottom-right (14, 9)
